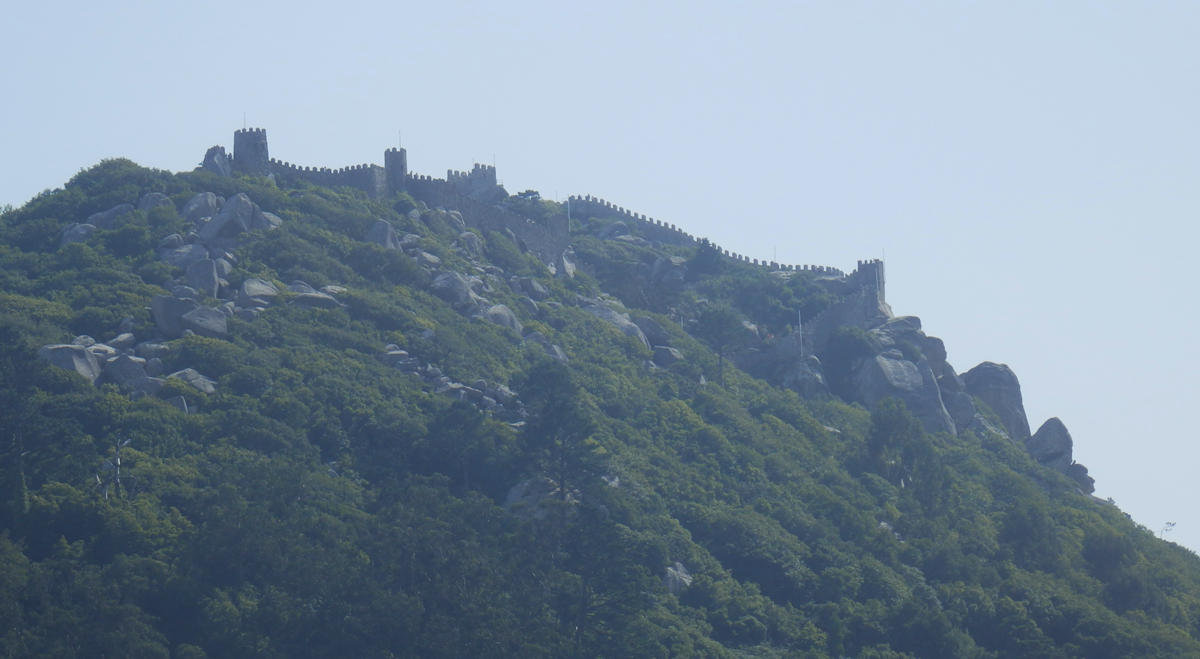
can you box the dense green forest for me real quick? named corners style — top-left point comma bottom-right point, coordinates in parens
top-left (1, 159), bottom-right (1199, 658)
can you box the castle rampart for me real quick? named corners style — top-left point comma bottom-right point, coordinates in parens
top-left (211, 128), bottom-right (881, 285)
top-left (567, 194), bottom-right (854, 282)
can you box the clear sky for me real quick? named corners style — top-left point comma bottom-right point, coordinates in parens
top-left (3, 2), bottom-right (1198, 549)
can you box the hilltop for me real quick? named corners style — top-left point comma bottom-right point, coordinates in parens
top-left (0, 131), bottom-right (1196, 658)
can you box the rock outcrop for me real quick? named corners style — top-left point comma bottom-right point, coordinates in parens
top-left (364, 219), bottom-right (401, 250)
top-left (181, 192), bottom-right (220, 223)
top-left (38, 344), bottom-right (102, 383)
top-left (151, 295), bottom-right (200, 338)
top-left (1027, 417), bottom-right (1073, 473)
top-left (202, 146), bottom-right (233, 177)
top-left (584, 304), bottom-right (650, 349)
top-left (137, 192), bottom-right (174, 213)
top-left (852, 353), bottom-right (956, 436)
top-left (963, 362), bottom-right (1031, 441)
top-left (87, 204), bottom-right (135, 230)
top-left (484, 305), bottom-right (522, 334)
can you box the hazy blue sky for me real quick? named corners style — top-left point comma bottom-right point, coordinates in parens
top-left (3, 2), bottom-right (1198, 548)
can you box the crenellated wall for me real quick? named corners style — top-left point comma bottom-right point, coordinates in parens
top-left (567, 194), bottom-right (851, 280)
top-left (267, 159), bottom-right (389, 199)
top-left (214, 128), bottom-right (883, 287)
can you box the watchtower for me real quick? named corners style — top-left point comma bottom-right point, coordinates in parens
top-left (233, 128), bottom-right (270, 176)
top-left (384, 147), bottom-right (407, 196)
top-left (854, 259), bottom-right (886, 301)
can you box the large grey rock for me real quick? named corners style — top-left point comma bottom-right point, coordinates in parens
top-left (663, 562), bottom-right (693, 595)
top-left (159, 243), bottom-right (210, 269)
top-left (87, 204), bottom-right (135, 230)
top-left (1065, 463), bottom-right (1096, 494)
top-left (519, 277), bottom-right (549, 301)
top-left (86, 344), bottom-right (118, 365)
top-left (416, 251), bottom-right (441, 268)
top-left (135, 342), bottom-right (170, 360)
top-left (202, 146), bottom-right (233, 177)
top-left (649, 256), bottom-right (688, 288)
top-left (38, 344), bottom-right (102, 383)
top-left (157, 234), bottom-right (184, 250)
top-left (635, 316), bottom-right (673, 347)
top-left (181, 192), bottom-right (220, 223)
top-left (137, 193), bottom-right (174, 213)
top-left (1027, 417), bottom-right (1073, 473)
top-left (458, 231), bottom-right (483, 257)
top-left (253, 211), bottom-right (282, 231)
top-left (364, 219), bottom-right (401, 250)
top-left (185, 259), bottom-right (220, 298)
top-left (400, 233), bottom-right (422, 249)
top-left (290, 293), bottom-right (341, 310)
top-left (584, 304), bottom-right (650, 349)
top-left (180, 307), bottom-right (229, 340)
top-left (524, 331), bottom-right (568, 363)
top-left (786, 355), bottom-right (831, 400)
top-left (963, 362), bottom-right (1031, 441)
top-left (942, 391), bottom-right (977, 431)
top-left (852, 354), bottom-right (956, 436)
top-left (137, 377), bottom-right (166, 396)
top-left (937, 360), bottom-right (966, 395)
top-left (430, 271), bottom-right (479, 306)
top-left (71, 335), bottom-right (96, 347)
top-left (109, 333), bottom-right (137, 351)
top-left (556, 249), bottom-right (577, 279)
top-left (597, 221), bottom-right (629, 240)
top-left (60, 223), bottom-right (97, 247)
top-left (198, 193), bottom-right (256, 241)
top-left (214, 258), bottom-right (233, 279)
top-left (171, 286), bottom-right (203, 302)
top-left (485, 305), bottom-right (522, 334)
top-left (653, 346), bottom-right (684, 366)
top-left (237, 278), bottom-right (278, 307)
top-left (168, 368), bottom-right (217, 394)
top-left (151, 295), bottom-right (200, 338)
top-left (504, 478), bottom-right (577, 519)
top-left (103, 354), bottom-right (147, 387)
top-left (517, 296), bottom-right (540, 317)
top-left (287, 281), bottom-right (318, 295)
top-left (446, 211), bottom-right (467, 233)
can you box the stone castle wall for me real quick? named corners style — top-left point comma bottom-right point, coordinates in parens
top-left (567, 195), bottom-right (848, 278)
top-left (220, 129), bottom-right (881, 286)
top-left (267, 159), bottom-right (389, 199)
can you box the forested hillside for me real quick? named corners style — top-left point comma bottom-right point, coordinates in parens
top-left (1, 159), bottom-right (1198, 659)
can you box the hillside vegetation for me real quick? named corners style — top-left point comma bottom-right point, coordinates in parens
top-left (0, 159), bottom-right (1198, 659)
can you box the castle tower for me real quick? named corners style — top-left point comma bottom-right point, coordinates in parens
top-left (854, 259), bottom-right (886, 301)
top-left (232, 128), bottom-right (270, 176)
top-left (384, 147), bottom-right (407, 196)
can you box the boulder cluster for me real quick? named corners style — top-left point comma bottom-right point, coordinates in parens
top-left (38, 334), bottom-right (214, 413)
top-left (381, 345), bottom-right (529, 424)
top-left (739, 286), bottom-right (1100, 498)
top-left (363, 212), bottom-right (573, 362)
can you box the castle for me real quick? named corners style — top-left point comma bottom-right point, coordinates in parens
top-left (201, 129), bottom-right (884, 301)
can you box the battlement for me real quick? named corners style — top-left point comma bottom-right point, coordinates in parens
top-left (207, 127), bottom-right (879, 294)
top-left (566, 194), bottom-right (852, 282)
